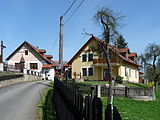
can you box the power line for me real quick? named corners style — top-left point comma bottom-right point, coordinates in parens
top-left (62, 0), bottom-right (77, 17)
top-left (49, 34), bottom-right (59, 54)
top-left (64, 0), bottom-right (85, 25)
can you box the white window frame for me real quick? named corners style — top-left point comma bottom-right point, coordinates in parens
top-left (81, 67), bottom-right (87, 76)
top-left (135, 70), bottom-right (137, 78)
top-left (81, 66), bottom-right (94, 76)
top-left (88, 67), bottom-right (94, 76)
top-left (129, 69), bottom-right (131, 77)
top-left (81, 53), bottom-right (87, 62)
top-left (125, 67), bottom-right (128, 77)
top-left (25, 49), bottom-right (29, 55)
top-left (88, 53), bottom-right (93, 62)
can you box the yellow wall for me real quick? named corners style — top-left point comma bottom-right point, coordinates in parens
top-left (118, 61), bottom-right (139, 83)
top-left (71, 39), bottom-right (99, 80)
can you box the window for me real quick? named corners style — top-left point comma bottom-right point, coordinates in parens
top-left (129, 69), bottom-right (131, 77)
top-left (88, 68), bottom-right (93, 76)
top-left (25, 50), bottom-right (28, 55)
top-left (82, 54), bottom-right (87, 62)
top-left (30, 63), bottom-right (38, 69)
top-left (82, 68), bottom-right (87, 76)
top-left (135, 70), bottom-right (137, 78)
top-left (88, 53), bottom-right (93, 61)
top-left (125, 68), bottom-right (128, 76)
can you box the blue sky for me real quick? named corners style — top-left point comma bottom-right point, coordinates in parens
top-left (0, 0), bottom-right (160, 61)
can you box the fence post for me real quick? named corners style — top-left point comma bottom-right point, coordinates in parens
top-left (91, 86), bottom-right (95, 100)
top-left (125, 86), bottom-right (128, 97)
top-left (152, 86), bottom-right (156, 100)
top-left (96, 84), bottom-right (101, 98)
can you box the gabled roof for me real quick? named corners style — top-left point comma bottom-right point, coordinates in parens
top-left (68, 36), bottom-right (139, 67)
top-left (6, 41), bottom-right (57, 66)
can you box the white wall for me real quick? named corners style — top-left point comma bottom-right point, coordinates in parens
top-left (42, 67), bottom-right (55, 81)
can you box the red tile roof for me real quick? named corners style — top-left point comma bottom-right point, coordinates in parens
top-left (42, 64), bottom-right (56, 68)
top-left (128, 53), bottom-right (137, 57)
top-left (37, 49), bottom-right (46, 53)
top-left (45, 55), bottom-right (53, 59)
top-left (117, 48), bottom-right (130, 53)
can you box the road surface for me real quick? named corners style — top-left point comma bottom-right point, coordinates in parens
top-left (0, 81), bottom-right (50, 120)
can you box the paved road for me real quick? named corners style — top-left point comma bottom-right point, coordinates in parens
top-left (0, 81), bottom-right (50, 120)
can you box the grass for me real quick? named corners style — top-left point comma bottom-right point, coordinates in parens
top-left (102, 85), bottom-right (160, 120)
top-left (37, 82), bottom-right (57, 120)
top-left (71, 80), bottom-right (149, 88)
top-left (122, 82), bottom-right (149, 88)
top-left (70, 80), bottom-right (159, 119)
top-left (0, 71), bottom-right (17, 76)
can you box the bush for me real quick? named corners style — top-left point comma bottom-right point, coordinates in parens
top-left (115, 76), bottom-right (123, 83)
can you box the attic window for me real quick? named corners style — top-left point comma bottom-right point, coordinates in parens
top-left (88, 53), bottom-right (93, 61)
top-left (82, 54), bottom-right (87, 62)
top-left (25, 50), bottom-right (28, 55)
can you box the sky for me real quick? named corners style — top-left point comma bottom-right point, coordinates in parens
top-left (0, 0), bottom-right (160, 61)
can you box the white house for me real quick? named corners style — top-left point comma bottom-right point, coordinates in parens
top-left (6, 41), bottom-right (57, 81)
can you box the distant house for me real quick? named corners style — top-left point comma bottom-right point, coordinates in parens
top-left (68, 36), bottom-right (140, 83)
top-left (6, 41), bottom-right (57, 80)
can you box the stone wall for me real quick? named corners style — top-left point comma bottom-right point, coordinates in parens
top-left (0, 74), bottom-right (41, 88)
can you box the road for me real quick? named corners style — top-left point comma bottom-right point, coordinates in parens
top-left (0, 81), bottom-right (50, 120)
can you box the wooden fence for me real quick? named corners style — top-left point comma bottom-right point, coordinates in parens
top-left (54, 78), bottom-right (122, 120)
top-left (101, 85), bottom-right (153, 98)
top-left (67, 82), bottom-right (153, 98)
top-left (54, 79), bottom-right (103, 120)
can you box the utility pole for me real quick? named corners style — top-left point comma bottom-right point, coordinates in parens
top-left (58, 16), bottom-right (63, 79)
top-left (1, 41), bottom-right (6, 62)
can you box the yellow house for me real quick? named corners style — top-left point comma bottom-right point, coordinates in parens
top-left (68, 36), bottom-right (140, 83)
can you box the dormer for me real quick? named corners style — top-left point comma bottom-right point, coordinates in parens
top-left (46, 55), bottom-right (53, 59)
top-left (117, 48), bottom-right (130, 58)
top-left (37, 49), bottom-right (46, 54)
top-left (128, 53), bottom-right (137, 62)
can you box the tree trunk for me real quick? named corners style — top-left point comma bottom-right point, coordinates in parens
top-left (104, 45), bottom-right (114, 120)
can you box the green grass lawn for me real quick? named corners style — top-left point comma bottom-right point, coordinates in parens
top-left (102, 85), bottom-right (160, 120)
top-left (72, 80), bottom-right (158, 120)
top-left (70, 80), bottom-right (149, 88)
top-left (37, 82), bottom-right (57, 120)
top-left (0, 71), bottom-right (17, 76)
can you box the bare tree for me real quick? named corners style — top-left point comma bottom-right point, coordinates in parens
top-left (94, 7), bottom-right (124, 119)
top-left (139, 43), bottom-right (160, 89)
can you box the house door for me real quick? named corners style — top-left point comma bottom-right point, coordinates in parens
top-left (103, 68), bottom-right (110, 81)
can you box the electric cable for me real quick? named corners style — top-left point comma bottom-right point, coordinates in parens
top-left (64, 0), bottom-right (85, 25)
top-left (62, 0), bottom-right (77, 17)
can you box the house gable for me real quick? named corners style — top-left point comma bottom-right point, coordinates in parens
top-left (6, 41), bottom-right (56, 66)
